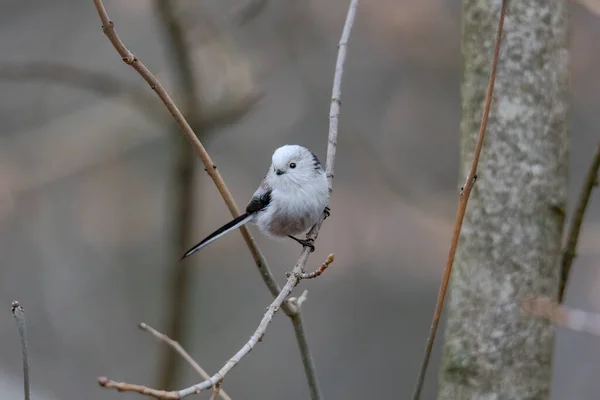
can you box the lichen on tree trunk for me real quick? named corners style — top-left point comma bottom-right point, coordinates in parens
top-left (439, 0), bottom-right (569, 398)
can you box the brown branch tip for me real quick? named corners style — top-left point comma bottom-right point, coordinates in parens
top-left (98, 377), bottom-right (180, 400)
top-left (286, 254), bottom-right (335, 280)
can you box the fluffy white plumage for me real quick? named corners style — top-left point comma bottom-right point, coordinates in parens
top-left (182, 144), bottom-right (329, 259)
top-left (257, 145), bottom-right (328, 236)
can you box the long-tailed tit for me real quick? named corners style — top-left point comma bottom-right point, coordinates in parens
top-left (181, 144), bottom-right (330, 259)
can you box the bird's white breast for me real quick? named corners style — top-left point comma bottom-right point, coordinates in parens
top-left (256, 173), bottom-right (328, 237)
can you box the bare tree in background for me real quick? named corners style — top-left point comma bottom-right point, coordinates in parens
top-left (438, 0), bottom-right (569, 398)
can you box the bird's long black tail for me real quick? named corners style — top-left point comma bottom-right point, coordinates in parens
top-left (181, 213), bottom-right (253, 260)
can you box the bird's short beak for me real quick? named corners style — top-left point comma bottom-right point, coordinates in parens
top-left (275, 169), bottom-right (285, 176)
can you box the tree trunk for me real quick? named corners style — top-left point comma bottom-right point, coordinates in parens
top-left (438, 0), bottom-right (569, 398)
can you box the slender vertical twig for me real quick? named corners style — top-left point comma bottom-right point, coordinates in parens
top-left (11, 301), bottom-right (30, 400)
top-left (559, 143), bottom-right (600, 302)
top-left (290, 313), bottom-right (321, 398)
top-left (411, 1), bottom-right (508, 398)
top-left (326, 0), bottom-right (358, 187)
top-left (288, 1), bottom-right (359, 396)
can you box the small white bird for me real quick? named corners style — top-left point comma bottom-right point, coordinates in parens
top-left (181, 144), bottom-right (330, 259)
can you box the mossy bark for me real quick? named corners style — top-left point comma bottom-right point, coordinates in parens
top-left (439, 0), bottom-right (569, 398)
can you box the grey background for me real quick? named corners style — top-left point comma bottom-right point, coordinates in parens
top-left (0, 0), bottom-right (599, 399)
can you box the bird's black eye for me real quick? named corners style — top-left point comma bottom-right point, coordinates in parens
top-left (289, 162), bottom-right (296, 169)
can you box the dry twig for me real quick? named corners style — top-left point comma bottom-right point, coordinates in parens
top-left (559, 143), bottom-right (600, 301)
top-left (411, 1), bottom-right (509, 398)
top-left (99, 251), bottom-right (334, 398)
top-left (139, 323), bottom-right (232, 400)
top-left (521, 297), bottom-right (600, 336)
top-left (288, 254), bottom-right (335, 279)
top-left (91, 0), bottom-right (322, 394)
top-left (96, 0), bottom-right (359, 397)
top-left (90, 0), bottom-right (274, 300)
top-left (11, 301), bottom-right (30, 400)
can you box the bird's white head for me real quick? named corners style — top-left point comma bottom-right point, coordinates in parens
top-left (269, 145), bottom-right (322, 185)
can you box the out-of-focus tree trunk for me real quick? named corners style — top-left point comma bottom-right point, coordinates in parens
top-left (153, 1), bottom-right (260, 390)
top-left (438, 0), bottom-right (569, 398)
top-left (154, 0), bottom-right (201, 389)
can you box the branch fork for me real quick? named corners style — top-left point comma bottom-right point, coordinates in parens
top-left (92, 0), bottom-right (359, 398)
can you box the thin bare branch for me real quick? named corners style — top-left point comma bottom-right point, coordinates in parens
top-left (96, 0), bottom-right (359, 397)
top-left (90, 0), bottom-right (318, 393)
top-left (521, 297), bottom-right (600, 336)
top-left (289, 311), bottom-right (320, 398)
top-left (100, 244), bottom-right (330, 398)
top-left (90, 0), bottom-right (274, 298)
top-left (139, 323), bottom-right (233, 400)
top-left (289, 254), bottom-right (334, 280)
top-left (90, 0), bottom-right (323, 396)
top-left (326, 0), bottom-right (359, 187)
top-left (98, 378), bottom-right (179, 399)
top-left (411, 1), bottom-right (509, 398)
top-left (559, 143), bottom-right (600, 301)
top-left (11, 301), bottom-right (30, 400)
top-left (289, 1), bottom-right (359, 395)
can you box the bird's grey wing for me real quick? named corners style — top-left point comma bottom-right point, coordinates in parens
top-left (246, 185), bottom-right (272, 213)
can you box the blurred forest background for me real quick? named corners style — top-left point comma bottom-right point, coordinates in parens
top-left (1, 0), bottom-right (600, 399)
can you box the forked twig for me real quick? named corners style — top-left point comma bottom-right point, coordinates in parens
top-left (12, 301), bottom-right (30, 400)
top-left (95, 0), bottom-right (359, 398)
top-left (558, 143), bottom-right (600, 301)
top-left (90, 0), bottom-right (275, 301)
top-left (411, 1), bottom-right (509, 398)
top-left (99, 247), bottom-right (334, 398)
top-left (288, 254), bottom-right (335, 279)
top-left (91, 0), bottom-right (319, 394)
top-left (139, 323), bottom-right (233, 400)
